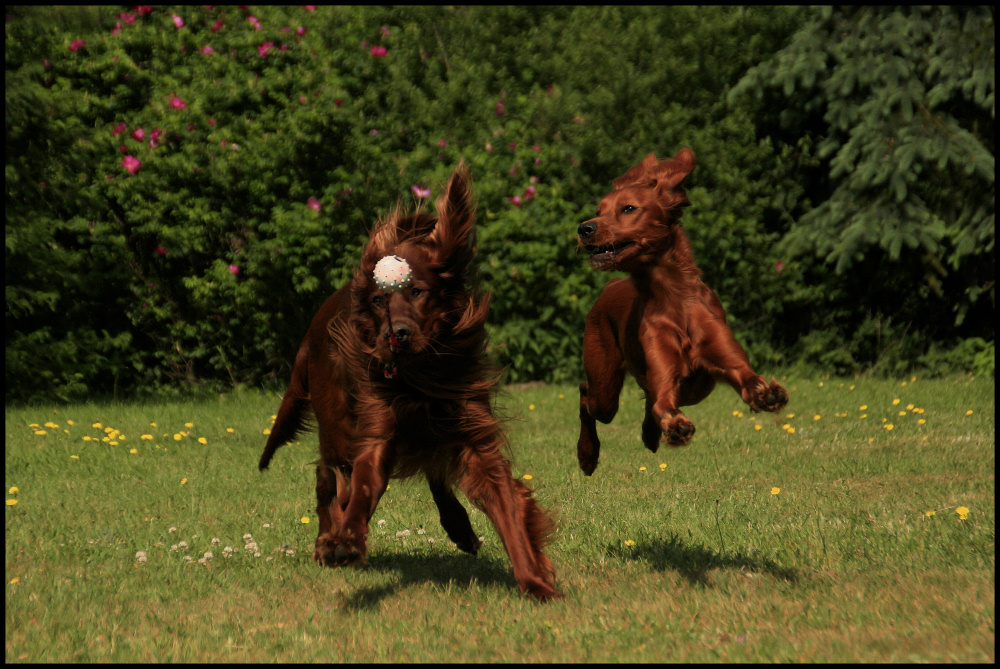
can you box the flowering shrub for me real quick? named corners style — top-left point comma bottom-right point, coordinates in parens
top-left (6, 6), bottom-right (990, 402)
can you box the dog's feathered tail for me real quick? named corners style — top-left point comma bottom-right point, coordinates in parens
top-left (259, 338), bottom-right (313, 470)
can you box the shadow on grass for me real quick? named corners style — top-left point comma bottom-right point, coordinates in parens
top-left (338, 550), bottom-right (523, 611)
top-left (606, 532), bottom-right (799, 587)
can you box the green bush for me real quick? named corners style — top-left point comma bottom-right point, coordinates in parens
top-left (5, 6), bottom-right (992, 403)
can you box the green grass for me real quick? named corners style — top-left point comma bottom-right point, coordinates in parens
top-left (5, 375), bottom-right (995, 662)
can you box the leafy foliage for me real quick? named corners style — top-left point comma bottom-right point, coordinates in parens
top-left (731, 6), bottom-right (995, 372)
top-left (5, 6), bottom-right (993, 403)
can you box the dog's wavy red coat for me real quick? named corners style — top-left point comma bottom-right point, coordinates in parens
top-left (576, 149), bottom-right (788, 474)
top-left (260, 164), bottom-right (559, 600)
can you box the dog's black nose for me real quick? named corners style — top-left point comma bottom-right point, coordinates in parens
top-left (392, 324), bottom-right (411, 343)
top-left (578, 221), bottom-right (598, 240)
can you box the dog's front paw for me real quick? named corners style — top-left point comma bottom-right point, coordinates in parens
top-left (314, 529), bottom-right (369, 567)
top-left (744, 378), bottom-right (788, 413)
top-left (662, 413), bottom-right (695, 446)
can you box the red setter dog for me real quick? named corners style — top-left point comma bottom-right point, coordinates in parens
top-left (259, 164), bottom-right (560, 601)
top-left (576, 148), bottom-right (788, 474)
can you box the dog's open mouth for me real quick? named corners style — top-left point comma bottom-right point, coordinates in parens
top-left (586, 241), bottom-right (635, 269)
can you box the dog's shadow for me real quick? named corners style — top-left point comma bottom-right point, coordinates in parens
top-left (606, 532), bottom-right (799, 587)
top-left (337, 550), bottom-right (523, 610)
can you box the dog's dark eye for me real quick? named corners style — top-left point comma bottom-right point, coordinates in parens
top-left (410, 287), bottom-right (424, 298)
top-left (371, 295), bottom-right (384, 307)
top-left (621, 205), bottom-right (636, 214)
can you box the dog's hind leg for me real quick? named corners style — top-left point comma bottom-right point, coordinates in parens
top-left (429, 479), bottom-right (482, 555)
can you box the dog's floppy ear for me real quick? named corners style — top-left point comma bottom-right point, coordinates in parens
top-left (654, 147), bottom-right (696, 191)
top-left (428, 161), bottom-right (476, 280)
top-left (613, 153), bottom-right (660, 190)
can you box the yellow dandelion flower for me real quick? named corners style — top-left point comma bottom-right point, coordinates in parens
top-left (301, 516), bottom-right (310, 524)
top-left (884, 424), bottom-right (894, 430)
top-left (150, 422), bottom-right (157, 427)
top-left (892, 398), bottom-right (900, 405)
top-left (129, 448), bottom-right (138, 455)
top-left (732, 410), bottom-right (741, 417)
top-left (6, 499), bottom-right (18, 506)
top-left (659, 463), bottom-right (667, 471)
top-left (180, 478), bottom-right (188, 485)
top-left (226, 427), bottom-right (235, 434)
top-left (70, 455), bottom-right (79, 459)
top-left (818, 381), bottom-right (824, 387)
top-left (262, 428), bottom-right (271, 435)
top-left (184, 422), bottom-right (194, 428)
top-left (67, 420), bottom-right (75, 426)
top-left (906, 404), bottom-right (914, 410)
top-left (33, 430), bottom-right (47, 436)
top-left (868, 437), bottom-right (875, 443)
top-left (859, 405), bottom-right (868, 410)
top-left (173, 434), bottom-right (183, 441)
top-left (197, 437), bottom-right (208, 445)
top-left (786, 426), bottom-right (796, 434)
top-left (528, 404), bottom-right (536, 411)
top-left (860, 414), bottom-right (868, 419)
top-left (270, 414), bottom-right (277, 421)
top-left (924, 510), bottom-right (936, 517)
top-left (898, 411), bottom-right (907, 417)
top-left (92, 422), bottom-right (103, 429)
top-left (82, 435), bottom-right (92, 442)
top-left (624, 540), bottom-right (635, 547)
top-left (955, 506), bottom-right (969, 516)
top-left (910, 376), bottom-right (916, 382)
top-left (639, 466), bottom-right (647, 472)
top-left (917, 419), bottom-right (926, 425)
top-left (770, 487), bottom-right (780, 495)
top-left (522, 474), bottom-right (533, 480)
top-left (109, 441), bottom-right (119, 447)
top-left (8, 486), bottom-right (18, 495)
top-left (558, 393), bottom-right (565, 399)
top-left (965, 410), bottom-right (973, 416)
top-left (786, 413), bottom-right (795, 418)
top-left (9, 577), bottom-right (20, 584)
top-left (141, 434), bottom-right (153, 440)
top-left (44, 421), bottom-right (59, 429)
top-left (754, 424), bottom-right (763, 431)
top-left (813, 414), bottom-right (821, 421)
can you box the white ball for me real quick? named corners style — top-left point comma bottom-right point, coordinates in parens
top-left (373, 255), bottom-right (412, 293)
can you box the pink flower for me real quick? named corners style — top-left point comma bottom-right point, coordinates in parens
top-left (296, 26), bottom-right (307, 36)
top-left (438, 139), bottom-right (447, 148)
top-left (411, 185), bottom-right (431, 199)
top-left (169, 95), bottom-right (187, 110)
top-left (200, 45), bottom-right (214, 55)
top-left (307, 197), bottom-right (321, 211)
top-left (150, 128), bottom-right (162, 144)
top-left (120, 12), bottom-right (136, 25)
top-left (495, 102), bottom-right (504, 116)
top-left (304, 5), bottom-right (316, 11)
top-left (381, 26), bottom-right (391, 36)
top-left (485, 143), bottom-right (493, 152)
top-left (156, 246), bottom-right (167, 256)
top-left (171, 14), bottom-right (184, 29)
top-left (208, 118), bottom-right (216, 126)
top-left (775, 261), bottom-right (785, 273)
top-left (228, 264), bottom-right (240, 275)
top-left (112, 122), bottom-right (127, 137)
top-left (135, 6), bottom-right (152, 16)
top-left (299, 96), bottom-right (308, 105)
top-left (131, 128), bottom-right (145, 141)
top-left (122, 155), bottom-right (141, 174)
top-left (369, 45), bottom-right (387, 58)
top-left (533, 145), bottom-right (541, 152)
top-left (334, 99), bottom-right (342, 108)
top-left (247, 16), bottom-right (261, 30)
top-left (257, 42), bottom-right (273, 58)
top-left (525, 185), bottom-right (536, 197)
top-left (210, 18), bottom-right (224, 32)
top-left (68, 39), bottom-right (86, 52)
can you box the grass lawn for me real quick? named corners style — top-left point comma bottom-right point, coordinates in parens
top-left (5, 374), bottom-right (994, 662)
